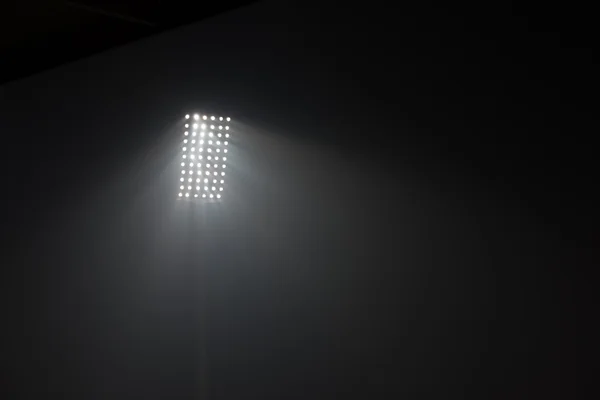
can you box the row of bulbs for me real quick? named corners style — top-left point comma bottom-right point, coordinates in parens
top-left (179, 192), bottom-right (221, 199)
top-left (185, 114), bottom-right (230, 122)
top-left (184, 133), bottom-right (229, 140)
top-left (183, 140), bottom-right (228, 148)
top-left (181, 177), bottom-right (225, 183)
top-left (186, 124), bottom-right (230, 131)
top-left (182, 170), bottom-right (225, 176)
top-left (180, 185), bottom-right (224, 192)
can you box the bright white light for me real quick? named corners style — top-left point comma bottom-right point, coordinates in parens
top-left (189, 170), bottom-right (193, 174)
top-left (185, 193), bottom-right (190, 197)
top-left (219, 117), bottom-right (223, 121)
top-left (180, 185), bottom-right (184, 190)
top-left (189, 162), bottom-right (193, 166)
top-left (199, 140), bottom-right (204, 144)
top-left (208, 140), bottom-right (213, 145)
top-left (183, 147), bottom-right (187, 151)
top-left (200, 132), bottom-right (205, 137)
top-left (194, 194), bottom-right (198, 197)
top-left (188, 178), bottom-right (192, 182)
top-left (224, 149), bottom-right (228, 153)
top-left (225, 126), bottom-right (229, 130)
top-left (210, 116), bottom-right (215, 120)
top-left (188, 186), bottom-right (192, 190)
top-left (181, 162), bottom-right (185, 166)
top-left (223, 157), bottom-right (227, 161)
top-left (224, 141), bottom-right (228, 146)
top-left (210, 194), bottom-right (214, 198)
top-left (204, 186), bottom-right (208, 191)
top-left (204, 178), bottom-right (209, 183)
top-left (214, 164), bottom-right (218, 168)
top-left (185, 124), bottom-right (189, 128)
top-left (212, 186), bottom-right (216, 191)
top-left (194, 114), bottom-right (199, 120)
top-left (182, 154), bottom-right (186, 158)
top-left (205, 171), bottom-right (210, 176)
top-left (226, 117), bottom-right (231, 121)
top-left (180, 177), bottom-right (184, 182)
top-left (216, 141), bottom-right (221, 145)
top-left (193, 123), bottom-right (198, 129)
top-left (222, 164), bottom-right (226, 168)
top-left (184, 139), bottom-right (188, 143)
top-left (199, 147), bottom-right (203, 152)
top-left (210, 125), bottom-right (215, 129)
top-left (218, 133), bottom-right (222, 138)
top-left (185, 114), bottom-right (190, 119)
top-left (181, 170), bottom-right (185, 174)
top-left (215, 156), bottom-right (219, 160)
top-left (203, 115), bottom-right (207, 120)
top-left (209, 132), bottom-right (214, 137)
top-left (191, 140), bottom-right (195, 144)
top-left (207, 148), bottom-right (212, 153)
top-left (225, 133), bottom-right (229, 138)
top-left (216, 148), bottom-right (220, 153)
top-left (192, 132), bottom-right (196, 136)
top-left (179, 192), bottom-right (183, 197)
top-left (220, 179), bottom-right (224, 184)
top-left (213, 172), bottom-right (218, 176)
top-left (221, 172), bottom-right (225, 176)
top-left (206, 163), bottom-right (210, 168)
top-left (199, 155), bottom-right (203, 159)
top-left (184, 131), bottom-right (189, 136)
top-left (213, 179), bottom-right (217, 183)
top-left (218, 126), bottom-right (222, 130)
top-left (203, 194), bottom-right (207, 198)
top-left (197, 178), bottom-right (201, 183)
top-left (190, 154), bottom-right (195, 159)
top-left (196, 186), bottom-right (200, 190)
top-left (201, 124), bottom-right (206, 129)
top-left (217, 194), bottom-right (221, 199)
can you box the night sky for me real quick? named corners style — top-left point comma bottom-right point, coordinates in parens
top-left (1, 2), bottom-right (587, 399)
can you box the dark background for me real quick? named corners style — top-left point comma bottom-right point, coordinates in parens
top-left (1, 1), bottom-right (588, 399)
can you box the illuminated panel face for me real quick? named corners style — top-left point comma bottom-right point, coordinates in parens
top-left (179, 113), bottom-right (231, 200)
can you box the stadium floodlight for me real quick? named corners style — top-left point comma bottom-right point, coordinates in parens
top-left (179, 112), bottom-right (231, 200)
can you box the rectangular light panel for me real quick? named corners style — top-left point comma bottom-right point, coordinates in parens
top-left (178, 113), bottom-right (231, 200)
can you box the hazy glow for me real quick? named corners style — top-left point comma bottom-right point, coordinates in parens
top-left (193, 114), bottom-right (199, 120)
